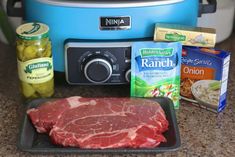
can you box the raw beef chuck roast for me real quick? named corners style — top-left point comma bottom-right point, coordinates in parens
top-left (27, 97), bottom-right (169, 149)
top-left (27, 99), bottom-right (71, 133)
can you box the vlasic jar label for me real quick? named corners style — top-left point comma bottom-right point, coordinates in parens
top-left (17, 57), bottom-right (53, 84)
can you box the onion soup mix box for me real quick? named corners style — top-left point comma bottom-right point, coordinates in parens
top-left (180, 47), bottom-right (230, 112)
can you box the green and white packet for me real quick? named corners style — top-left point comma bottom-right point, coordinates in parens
top-left (131, 41), bottom-right (182, 109)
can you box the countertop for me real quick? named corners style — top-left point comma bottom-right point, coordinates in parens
top-left (0, 34), bottom-right (234, 157)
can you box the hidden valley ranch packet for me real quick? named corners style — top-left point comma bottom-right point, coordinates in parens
top-left (131, 42), bottom-right (182, 109)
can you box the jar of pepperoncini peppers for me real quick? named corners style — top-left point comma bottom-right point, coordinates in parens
top-left (16, 22), bottom-right (54, 99)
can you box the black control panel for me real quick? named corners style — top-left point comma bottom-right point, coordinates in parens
top-left (65, 42), bottom-right (131, 85)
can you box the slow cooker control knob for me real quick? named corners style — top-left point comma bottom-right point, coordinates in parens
top-left (84, 58), bottom-right (112, 83)
top-left (125, 69), bottom-right (131, 82)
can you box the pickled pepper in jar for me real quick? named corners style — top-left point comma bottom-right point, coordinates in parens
top-left (16, 22), bottom-right (54, 99)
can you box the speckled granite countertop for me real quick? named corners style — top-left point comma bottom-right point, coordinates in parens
top-left (0, 33), bottom-right (234, 157)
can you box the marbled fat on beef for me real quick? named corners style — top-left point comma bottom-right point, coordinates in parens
top-left (27, 97), bottom-right (169, 149)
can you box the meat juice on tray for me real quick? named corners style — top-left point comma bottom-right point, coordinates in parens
top-left (27, 97), bottom-right (169, 149)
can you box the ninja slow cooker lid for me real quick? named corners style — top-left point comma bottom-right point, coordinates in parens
top-left (37, 0), bottom-right (184, 8)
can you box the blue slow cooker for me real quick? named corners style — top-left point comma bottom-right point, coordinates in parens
top-left (7, 0), bottom-right (216, 84)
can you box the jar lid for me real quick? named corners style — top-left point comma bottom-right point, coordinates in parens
top-left (16, 22), bottom-right (49, 40)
